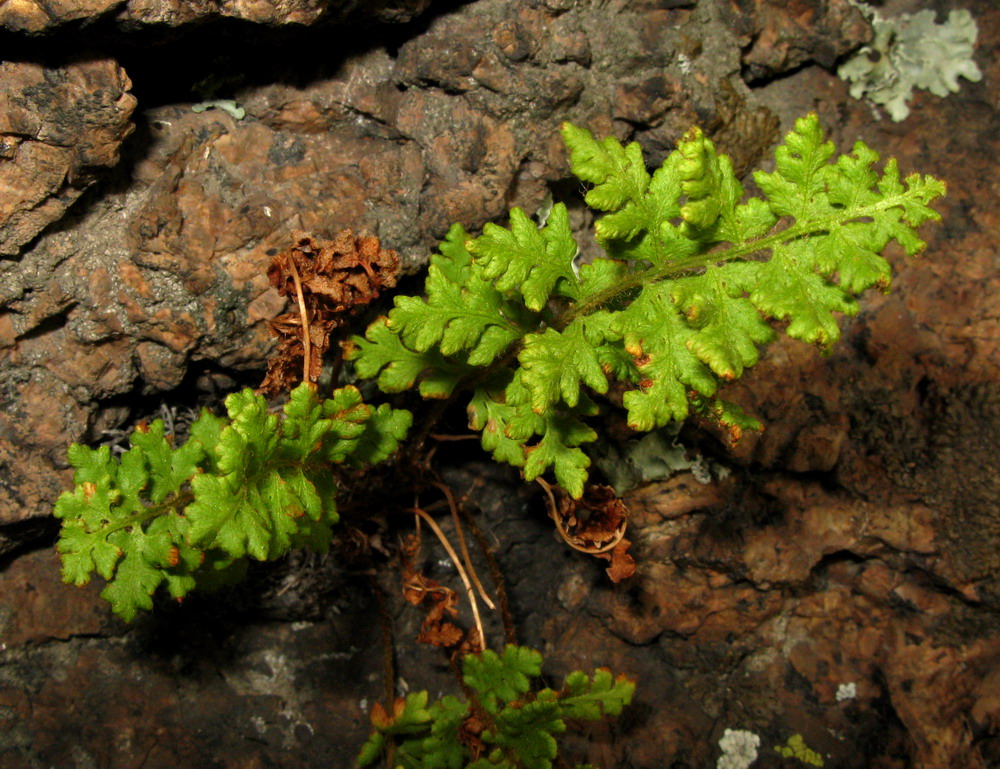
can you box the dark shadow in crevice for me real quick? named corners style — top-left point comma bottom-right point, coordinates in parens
top-left (0, 0), bottom-right (477, 107)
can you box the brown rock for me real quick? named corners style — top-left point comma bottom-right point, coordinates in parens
top-left (722, 0), bottom-right (871, 81)
top-left (0, 59), bottom-right (135, 255)
top-left (0, 0), bottom-right (434, 32)
top-left (0, 0), bottom-right (118, 33)
top-left (0, 0), bottom-right (773, 537)
top-left (3, 5), bottom-right (997, 767)
top-left (0, 549), bottom-right (107, 644)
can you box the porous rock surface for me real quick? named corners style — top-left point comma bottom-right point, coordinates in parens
top-left (0, 58), bottom-right (136, 256)
top-left (0, 0), bottom-right (435, 34)
top-left (1, 0), bottom-right (998, 768)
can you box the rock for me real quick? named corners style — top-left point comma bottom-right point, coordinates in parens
top-left (0, 0), bottom-right (119, 33)
top-left (0, 58), bottom-right (136, 256)
top-left (722, 0), bottom-right (872, 81)
top-left (0, 548), bottom-right (387, 769)
top-left (0, 0), bottom-right (435, 33)
top-left (553, 466), bottom-right (1000, 769)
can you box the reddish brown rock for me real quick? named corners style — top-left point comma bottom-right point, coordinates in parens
top-left (0, 59), bottom-right (135, 256)
top-left (722, 0), bottom-right (871, 81)
top-left (0, 0), bottom-right (118, 33)
top-left (0, 0), bottom-right (434, 33)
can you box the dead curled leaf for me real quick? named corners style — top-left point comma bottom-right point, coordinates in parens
top-left (552, 484), bottom-right (636, 583)
top-left (400, 534), bottom-right (467, 649)
top-left (259, 230), bottom-right (399, 396)
top-left (597, 538), bottom-right (636, 583)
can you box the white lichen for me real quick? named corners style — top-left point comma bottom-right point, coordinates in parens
top-left (717, 728), bottom-right (761, 769)
top-left (839, 5), bottom-right (981, 121)
top-left (836, 681), bottom-right (857, 702)
top-left (191, 99), bottom-right (247, 120)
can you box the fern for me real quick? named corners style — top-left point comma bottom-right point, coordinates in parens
top-left (53, 382), bottom-right (411, 621)
top-left (348, 113), bottom-right (945, 497)
top-left (356, 644), bottom-right (634, 769)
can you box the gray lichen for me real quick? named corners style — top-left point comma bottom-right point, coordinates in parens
top-left (838, 6), bottom-right (982, 121)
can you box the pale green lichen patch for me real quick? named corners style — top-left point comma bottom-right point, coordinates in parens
top-left (839, 5), bottom-right (982, 121)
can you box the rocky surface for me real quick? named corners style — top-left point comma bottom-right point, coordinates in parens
top-left (0, 58), bottom-right (136, 256)
top-left (1, 0), bottom-right (998, 767)
top-left (0, 0), bottom-right (435, 34)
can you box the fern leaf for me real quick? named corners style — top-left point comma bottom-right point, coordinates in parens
top-left (100, 526), bottom-right (172, 621)
top-left (353, 113), bottom-right (944, 498)
top-left (745, 241), bottom-right (860, 346)
top-left (613, 284), bottom-right (717, 431)
top-left (561, 121), bottom-right (650, 213)
top-left (390, 265), bottom-right (522, 365)
top-left (488, 698), bottom-right (563, 769)
top-left (754, 113), bottom-right (837, 219)
top-left (359, 646), bottom-right (633, 769)
top-left (56, 522), bottom-right (121, 585)
top-left (671, 267), bottom-right (776, 379)
top-left (559, 668), bottom-right (636, 719)
top-left (518, 324), bottom-right (609, 412)
top-left (186, 389), bottom-right (325, 560)
top-left (351, 403), bottom-right (413, 466)
top-left (408, 696), bottom-right (469, 769)
top-left (129, 421), bottom-right (203, 503)
top-left (467, 377), bottom-right (532, 468)
top-left (432, 222), bottom-right (476, 286)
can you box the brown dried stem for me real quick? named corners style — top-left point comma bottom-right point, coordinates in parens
top-left (410, 506), bottom-right (487, 652)
top-left (432, 480), bottom-right (495, 611)
top-left (458, 500), bottom-right (518, 646)
top-left (286, 256), bottom-right (312, 385)
top-left (536, 477), bottom-right (626, 555)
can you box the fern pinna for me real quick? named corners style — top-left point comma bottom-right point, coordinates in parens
top-left (348, 113), bottom-right (945, 497)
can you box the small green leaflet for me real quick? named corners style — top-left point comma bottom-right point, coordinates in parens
top-left (469, 204), bottom-right (580, 311)
top-left (348, 317), bottom-right (471, 399)
top-left (463, 645), bottom-right (543, 714)
top-left (559, 668), bottom-right (636, 719)
top-left (522, 411), bottom-right (596, 498)
top-left (518, 325), bottom-right (609, 412)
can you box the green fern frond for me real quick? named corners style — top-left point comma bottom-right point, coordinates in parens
top-left (53, 383), bottom-right (410, 621)
top-left (357, 645), bottom-right (635, 769)
top-left (349, 113), bottom-right (944, 497)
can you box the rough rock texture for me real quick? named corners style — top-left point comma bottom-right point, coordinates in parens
top-left (0, 58), bottom-right (136, 256)
top-left (0, 0), bottom-right (435, 34)
top-left (1, 0), bottom-right (998, 767)
top-left (723, 0), bottom-right (871, 81)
